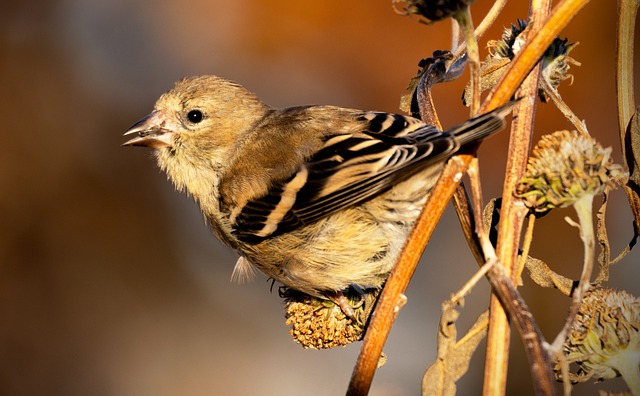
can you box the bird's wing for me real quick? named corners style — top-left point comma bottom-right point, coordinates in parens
top-left (231, 107), bottom-right (509, 244)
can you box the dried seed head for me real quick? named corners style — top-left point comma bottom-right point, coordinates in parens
top-left (464, 20), bottom-right (578, 105)
top-left (282, 287), bottom-right (380, 349)
top-left (487, 19), bottom-right (528, 59)
top-left (516, 130), bottom-right (624, 214)
top-left (394, 0), bottom-right (474, 23)
top-left (540, 37), bottom-right (579, 102)
top-left (557, 288), bottom-right (640, 384)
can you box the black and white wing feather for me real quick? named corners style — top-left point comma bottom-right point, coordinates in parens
top-left (231, 104), bottom-right (512, 244)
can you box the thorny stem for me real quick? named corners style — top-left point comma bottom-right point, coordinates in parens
top-left (548, 194), bottom-right (596, 355)
top-left (482, 129), bottom-right (530, 395)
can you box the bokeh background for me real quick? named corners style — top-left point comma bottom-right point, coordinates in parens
top-left (1, 1), bottom-right (639, 395)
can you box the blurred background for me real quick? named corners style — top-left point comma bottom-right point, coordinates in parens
top-left (1, 1), bottom-right (638, 395)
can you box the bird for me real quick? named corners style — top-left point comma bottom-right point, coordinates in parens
top-left (124, 75), bottom-right (513, 315)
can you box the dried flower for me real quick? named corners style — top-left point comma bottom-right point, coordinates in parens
top-left (516, 130), bottom-right (624, 214)
top-left (557, 288), bottom-right (640, 392)
top-left (463, 19), bottom-right (579, 105)
top-left (487, 19), bottom-right (529, 59)
top-left (539, 37), bottom-right (579, 101)
top-left (394, 0), bottom-right (475, 24)
top-left (282, 287), bottom-right (380, 349)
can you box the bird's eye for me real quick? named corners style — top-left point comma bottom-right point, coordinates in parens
top-left (187, 109), bottom-right (204, 123)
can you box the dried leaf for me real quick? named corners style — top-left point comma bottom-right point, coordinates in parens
top-left (400, 51), bottom-right (466, 122)
top-left (610, 223), bottom-right (639, 265)
top-left (595, 189), bottom-right (611, 284)
top-left (482, 197), bottom-right (501, 245)
top-left (625, 107), bottom-right (640, 188)
top-left (422, 305), bottom-right (489, 396)
top-left (595, 109), bottom-right (639, 281)
top-left (399, 60), bottom-right (428, 114)
top-left (624, 107), bottom-right (640, 227)
top-left (462, 57), bottom-right (510, 107)
top-left (525, 256), bottom-right (574, 296)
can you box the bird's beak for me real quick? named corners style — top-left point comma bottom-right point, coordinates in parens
top-left (123, 110), bottom-right (176, 149)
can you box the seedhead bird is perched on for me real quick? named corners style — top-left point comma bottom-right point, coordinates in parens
top-left (124, 75), bottom-right (513, 315)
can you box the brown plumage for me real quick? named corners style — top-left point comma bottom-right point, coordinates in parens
top-left (124, 75), bottom-right (513, 304)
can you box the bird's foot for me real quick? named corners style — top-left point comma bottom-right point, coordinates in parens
top-left (324, 288), bottom-right (365, 322)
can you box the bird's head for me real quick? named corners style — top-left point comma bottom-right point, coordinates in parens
top-left (124, 75), bottom-right (268, 160)
top-left (123, 75), bottom-right (268, 199)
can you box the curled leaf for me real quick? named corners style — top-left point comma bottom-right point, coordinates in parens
top-left (422, 303), bottom-right (489, 396)
top-left (400, 50), bottom-right (466, 123)
top-left (625, 107), bottom-right (640, 189)
top-left (524, 256), bottom-right (573, 296)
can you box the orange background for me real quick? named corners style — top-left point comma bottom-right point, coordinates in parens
top-left (1, 1), bottom-right (638, 395)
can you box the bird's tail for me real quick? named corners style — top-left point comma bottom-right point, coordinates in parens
top-left (446, 101), bottom-right (518, 147)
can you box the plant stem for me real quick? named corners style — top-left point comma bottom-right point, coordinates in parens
top-left (453, 0), bottom-right (509, 60)
top-left (480, 1), bottom-right (591, 394)
top-left (616, 0), bottom-right (639, 136)
top-left (485, 261), bottom-right (557, 396)
top-left (548, 194), bottom-right (596, 355)
top-left (479, 0), bottom-right (592, 114)
top-left (610, 349), bottom-right (640, 396)
top-left (455, 7), bottom-right (481, 115)
top-left (615, 0), bottom-right (640, 229)
top-left (346, 155), bottom-right (473, 396)
top-left (483, 0), bottom-right (551, 390)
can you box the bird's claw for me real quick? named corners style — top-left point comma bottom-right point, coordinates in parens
top-left (325, 289), bottom-right (365, 323)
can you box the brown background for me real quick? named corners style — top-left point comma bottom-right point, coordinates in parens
top-left (1, 1), bottom-right (638, 395)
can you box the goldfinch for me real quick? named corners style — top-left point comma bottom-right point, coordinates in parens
top-left (124, 75), bottom-right (513, 311)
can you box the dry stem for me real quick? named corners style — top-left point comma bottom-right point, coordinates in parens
top-left (455, 7), bottom-right (481, 115)
top-left (483, 0), bottom-right (549, 391)
top-left (480, 1), bottom-right (592, 394)
top-left (616, 0), bottom-right (640, 230)
top-left (453, 0), bottom-right (509, 60)
top-left (347, 155), bottom-right (473, 395)
top-left (479, 0), bottom-right (592, 113)
top-left (349, 1), bottom-right (591, 394)
top-left (548, 194), bottom-right (596, 355)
